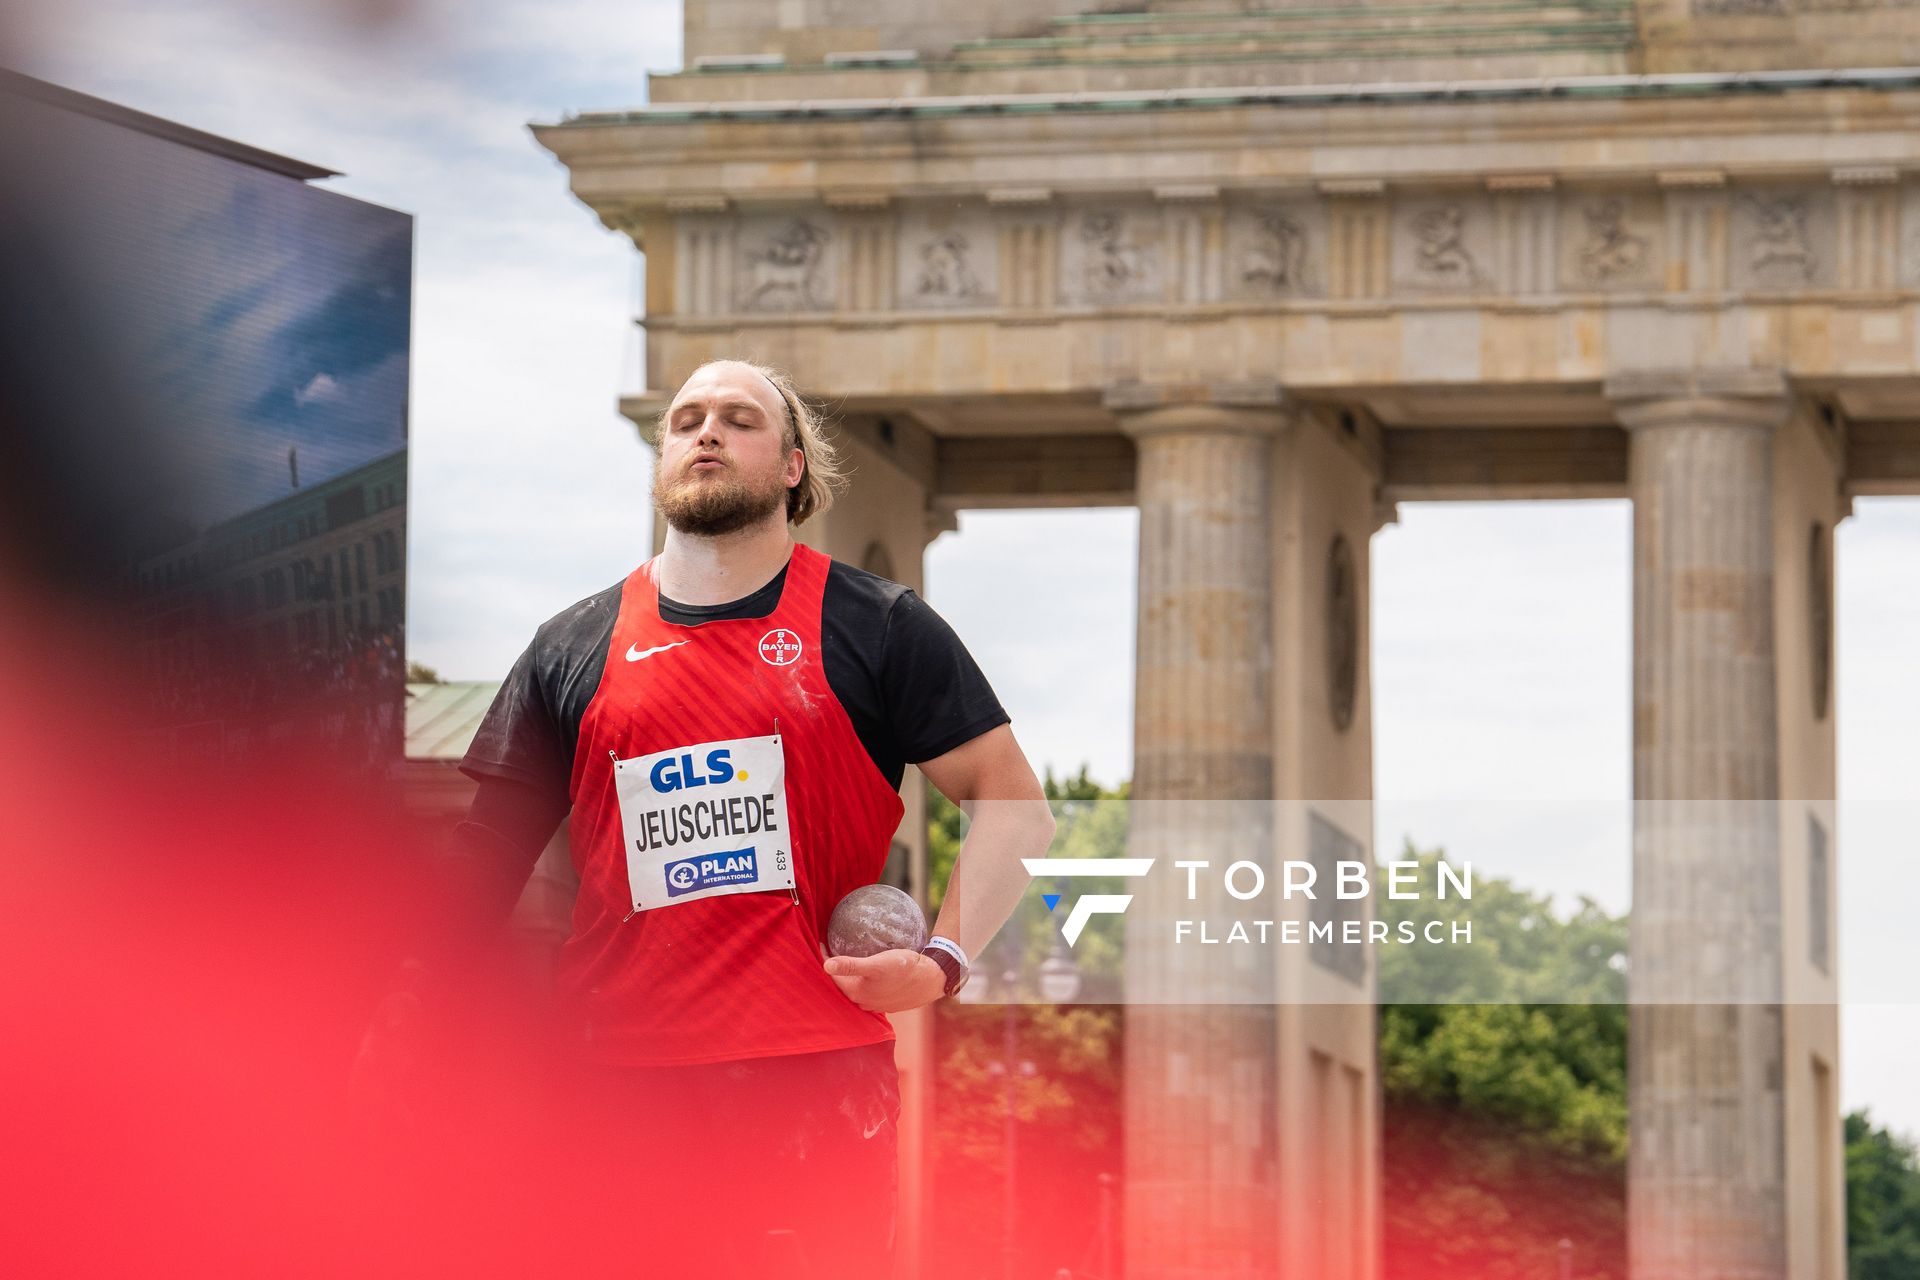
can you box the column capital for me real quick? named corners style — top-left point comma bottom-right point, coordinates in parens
top-left (1105, 381), bottom-right (1296, 440)
top-left (1604, 368), bottom-right (1794, 432)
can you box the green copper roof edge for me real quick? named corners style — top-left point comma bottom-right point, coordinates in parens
top-left (566, 69), bottom-right (1920, 126)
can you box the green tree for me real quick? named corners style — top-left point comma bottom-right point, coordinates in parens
top-left (405, 660), bottom-right (443, 684)
top-left (1847, 1109), bottom-right (1920, 1280)
top-left (1377, 843), bottom-right (1629, 1163)
top-left (1377, 844), bottom-right (1629, 1279)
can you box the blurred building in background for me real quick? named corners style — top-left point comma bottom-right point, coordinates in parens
top-left (134, 449), bottom-right (407, 763)
top-left (527, 1), bottom-right (1920, 1277)
top-left (2, 71), bottom-right (413, 772)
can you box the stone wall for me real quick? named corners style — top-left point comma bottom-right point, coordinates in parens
top-left (682, 0), bottom-right (1117, 63)
top-left (677, 0), bottom-right (1920, 92)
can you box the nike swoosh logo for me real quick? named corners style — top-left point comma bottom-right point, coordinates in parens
top-left (626, 640), bottom-right (690, 662)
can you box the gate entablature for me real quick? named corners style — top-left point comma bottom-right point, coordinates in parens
top-left (539, 79), bottom-right (1920, 476)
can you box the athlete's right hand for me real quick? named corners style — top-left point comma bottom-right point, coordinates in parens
top-left (825, 948), bottom-right (947, 1013)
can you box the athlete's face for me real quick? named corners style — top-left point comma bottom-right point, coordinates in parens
top-left (654, 362), bottom-right (803, 536)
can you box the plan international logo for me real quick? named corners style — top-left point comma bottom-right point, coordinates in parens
top-left (665, 847), bottom-right (759, 897)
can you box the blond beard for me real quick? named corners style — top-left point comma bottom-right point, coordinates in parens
top-left (653, 455), bottom-right (791, 537)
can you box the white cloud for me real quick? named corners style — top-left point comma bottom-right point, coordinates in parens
top-left (294, 371), bottom-right (342, 405)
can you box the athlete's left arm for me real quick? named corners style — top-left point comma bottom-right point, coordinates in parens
top-left (824, 723), bottom-right (1055, 1014)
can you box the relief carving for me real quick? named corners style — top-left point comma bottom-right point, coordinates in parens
top-left (898, 207), bottom-right (999, 309)
top-left (914, 232), bottom-right (985, 300)
top-left (1241, 208), bottom-right (1310, 292)
top-left (1745, 195), bottom-right (1816, 286)
top-left (1411, 204), bottom-right (1480, 285)
top-left (1577, 199), bottom-right (1651, 283)
top-left (743, 218), bottom-right (829, 311)
top-left (1079, 210), bottom-right (1153, 301)
top-left (1227, 202), bottom-right (1326, 300)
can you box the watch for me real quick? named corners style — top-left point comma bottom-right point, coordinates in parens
top-left (920, 936), bottom-right (970, 998)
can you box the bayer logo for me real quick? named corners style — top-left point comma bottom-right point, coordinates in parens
top-left (667, 863), bottom-right (698, 891)
top-left (758, 628), bottom-right (803, 666)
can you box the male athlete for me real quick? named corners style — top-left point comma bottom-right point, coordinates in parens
top-left (431, 359), bottom-right (1051, 1276)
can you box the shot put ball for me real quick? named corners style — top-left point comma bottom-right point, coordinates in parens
top-left (827, 884), bottom-right (929, 958)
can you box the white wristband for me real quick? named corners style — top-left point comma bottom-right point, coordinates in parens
top-left (922, 935), bottom-right (969, 970)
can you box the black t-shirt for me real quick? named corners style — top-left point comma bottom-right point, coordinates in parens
top-left (461, 556), bottom-right (1009, 801)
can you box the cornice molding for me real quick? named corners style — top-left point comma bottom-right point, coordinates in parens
top-left (535, 75), bottom-right (1920, 182)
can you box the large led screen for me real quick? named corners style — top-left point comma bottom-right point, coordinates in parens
top-left (3, 76), bottom-right (413, 773)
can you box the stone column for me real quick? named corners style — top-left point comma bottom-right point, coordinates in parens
top-left (1111, 387), bottom-right (1289, 1279)
top-left (1609, 370), bottom-right (1793, 1280)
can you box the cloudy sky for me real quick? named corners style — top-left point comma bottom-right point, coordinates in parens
top-left (12, 0), bottom-right (1915, 1137)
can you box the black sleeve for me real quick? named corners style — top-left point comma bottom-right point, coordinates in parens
top-left (432, 775), bottom-right (571, 945)
top-left (459, 580), bottom-right (621, 799)
top-left (460, 639), bottom-right (566, 793)
top-left (880, 589), bottom-right (1011, 764)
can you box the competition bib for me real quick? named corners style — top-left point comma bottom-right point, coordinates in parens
top-left (611, 733), bottom-right (796, 913)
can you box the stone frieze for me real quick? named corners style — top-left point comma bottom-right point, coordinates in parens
top-left (664, 180), bottom-right (1913, 320)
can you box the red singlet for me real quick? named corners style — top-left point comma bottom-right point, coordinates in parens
top-left (560, 544), bottom-right (907, 1066)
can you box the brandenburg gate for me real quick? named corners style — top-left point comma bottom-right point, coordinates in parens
top-left (536, 3), bottom-right (1920, 1275)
